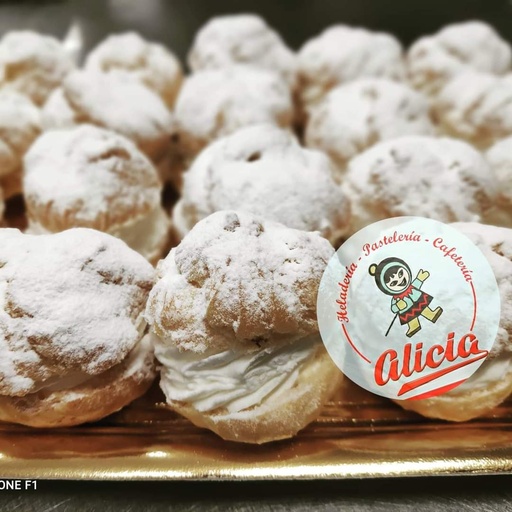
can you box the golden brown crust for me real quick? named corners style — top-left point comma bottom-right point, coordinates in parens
top-left (85, 32), bottom-right (183, 110)
top-left (0, 228), bottom-right (156, 396)
top-left (394, 222), bottom-right (512, 421)
top-left (0, 169), bottom-right (21, 199)
top-left (42, 70), bottom-right (174, 166)
top-left (0, 342), bottom-right (156, 428)
top-left (146, 211), bottom-right (334, 353)
top-left (23, 125), bottom-right (162, 233)
top-left (168, 347), bottom-right (342, 444)
top-left (395, 369), bottom-right (512, 422)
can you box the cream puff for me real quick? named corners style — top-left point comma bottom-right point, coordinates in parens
top-left (41, 69), bottom-right (176, 182)
top-left (0, 90), bottom-right (41, 199)
top-left (145, 210), bottom-right (342, 443)
top-left (0, 227), bottom-right (156, 427)
top-left (173, 65), bottom-right (293, 164)
top-left (397, 222), bottom-right (512, 421)
top-left (434, 71), bottom-right (512, 148)
top-left (23, 124), bottom-right (170, 264)
top-left (305, 78), bottom-right (434, 172)
top-left (482, 136), bottom-right (512, 228)
top-left (188, 14), bottom-right (297, 90)
top-left (85, 32), bottom-right (183, 109)
top-left (342, 136), bottom-right (497, 233)
top-left (172, 124), bottom-right (350, 243)
top-left (297, 25), bottom-right (405, 115)
top-left (0, 31), bottom-right (75, 106)
top-left (407, 21), bottom-right (512, 97)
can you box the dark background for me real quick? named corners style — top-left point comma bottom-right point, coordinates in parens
top-left (1, 0), bottom-right (512, 63)
top-left (1, 0), bottom-right (512, 509)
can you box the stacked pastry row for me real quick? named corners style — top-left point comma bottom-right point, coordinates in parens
top-left (0, 212), bottom-right (339, 444)
top-left (0, 16), bottom-right (512, 437)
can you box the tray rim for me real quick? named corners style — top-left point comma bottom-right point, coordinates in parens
top-left (2, 451), bottom-right (512, 481)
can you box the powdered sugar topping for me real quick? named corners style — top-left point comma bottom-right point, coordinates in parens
top-left (0, 90), bottom-right (41, 177)
top-left (174, 65), bottom-right (292, 143)
top-left (486, 136), bottom-right (512, 204)
top-left (188, 14), bottom-right (297, 88)
top-left (42, 69), bottom-right (174, 145)
top-left (435, 71), bottom-right (512, 148)
top-left (343, 136), bottom-right (497, 231)
top-left (305, 78), bottom-right (434, 170)
top-left (0, 31), bottom-right (75, 106)
top-left (0, 228), bottom-right (155, 397)
top-left (146, 210), bottom-right (334, 353)
top-left (23, 124), bottom-right (161, 231)
top-left (453, 222), bottom-right (512, 357)
top-left (176, 124), bottom-right (349, 240)
top-left (85, 32), bottom-right (182, 108)
top-left (407, 21), bottom-right (512, 96)
top-left (297, 25), bottom-right (405, 110)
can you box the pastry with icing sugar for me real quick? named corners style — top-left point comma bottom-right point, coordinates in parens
top-left (0, 228), bottom-right (156, 427)
top-left (407, 21), bottom-right (512, 97)
top-left (297, 25), bottom-right (405, 114)
top-left (434, 71), bottom-right (512, 148)
top-left (0, 90), bottom-right (41, 199)
top-left (0, 31), bottom-right (75, 106)
top-left (188, 14), bottom-right (297, 90)
top-left (173, 65), bottom-right (293, 163)
top-left (485, 136), bottom-right (512, 227)
top-left (343, 136), bottom-right (497, 233)
top-left (41, 69), bottom-right (176, 181)
top-left (145, 210), bottom-right (342, 443)
top-left (398, 222), bottom-right (512, 421)
top-left (85, 32), bottom-right (183, 109)
top-left (305, 78), bottom-right (434, 172)
top-left (172, 124), bottom-right (350, 243)
top-left (23, 125), bottom-right (170, 264)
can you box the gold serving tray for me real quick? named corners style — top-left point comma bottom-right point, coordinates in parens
top-left (1, 380), bottom-right (512, 481)
top-left (3, 199), bottom-right (512, 481)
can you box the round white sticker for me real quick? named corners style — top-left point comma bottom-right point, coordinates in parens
top-left (317, 217), bottom-right (500, 400)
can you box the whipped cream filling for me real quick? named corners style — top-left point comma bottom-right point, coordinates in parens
top-left (156, 335), bottom-right (319, 414)
top-left (32, 329), bottom-right (155, 395)
top-left (27, 205), bottom-right (170, 263)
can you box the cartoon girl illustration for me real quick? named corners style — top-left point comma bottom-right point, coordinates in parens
top-left (368, 257), bottom-right (443, 338)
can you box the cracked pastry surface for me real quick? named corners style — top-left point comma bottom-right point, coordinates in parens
top-left (173, 65), bottom-right (293, 162)
top-left (172, 124), bottom-right (350, 243)
top-left (343, 136), bottom-right (497, 233)
top-left (41, 69), bottom-right (175, 165)
top-left (297, 25), bottom-right (405, 114)
top-left (407, 21), bottom-right (512, 97)
top-left (305, 78), bottom-right (434, 172)
top-left (85, 32), bottom-right (183, 109)
top-left (188, 14), bottom-right (297, 89)
top-left (0, 31), bottom-right (75, 106)
top-left (397, 222), bottom-right (512, 421)
top-left (0, 90), bottom-right (41, 198)
top-left (145, 211), bottom-right (341, 443)
top-left (0, 227), bottom-right (156, 427)
top-left (23, 124), bottom-right (170, 264)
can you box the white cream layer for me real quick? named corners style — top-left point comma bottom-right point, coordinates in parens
top-left (33, 330), bottom-right (155, 395)
top-left (27, 205), bottom-right (170, 263)
top-left (156, 335), bottom-right (319, 414)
